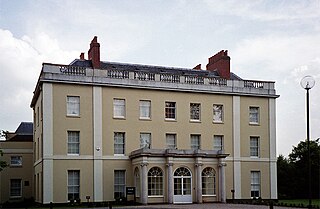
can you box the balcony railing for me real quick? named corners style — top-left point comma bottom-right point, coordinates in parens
top-left (43, 64), bottom-right (276, 94)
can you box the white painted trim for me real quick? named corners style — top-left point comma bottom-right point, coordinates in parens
top-left (42, 83), bottom-right (53, 203)
top-left (226, 157), bottom-right (272, 162)
top-left (232, 96), bottom-right (241, 199)
top-left (269, 98), bottom-right (277, 199)
top-left (93, 86), bottom-right (103, 202)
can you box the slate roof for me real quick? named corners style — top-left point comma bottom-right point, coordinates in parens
top-left (70, 59), bottom-right (242, 80)
top-left (15, 122), bottom-right (33, 135)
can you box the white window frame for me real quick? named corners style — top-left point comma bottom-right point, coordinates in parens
top-left (190, 103), bottom-right (201, 121)
top-left (166, 133), bottom-right (176, 149)
top-left (213, 104), bottom-right (223, 123)
top-left (148, 167), bottom-right (163, 196)
top-left (10, 156), bottom-right (22, 166)
top-left (249, 106), bottom-right (260, 125)
top-left (67, 131), bottom-right (80, 155)
top-left (190, 134), bottom-right (201, 150)
top-left (165, 101), bottom-right (176, 120)
top-left (139, 100), bottom-right (151, 119)
top-left (67, 96), bottom-right (80, 116)
top-left (114, 170), bottom-right (126, 199)
top-left (202, 167), bottom-right (216, 196)
top-left (10, 179), bottom-right (22, 198)
top-left (213, 135), bottom-right (224, 151)
top-left (114, 132), bottom-right (125, 155)
top-left (250, 136), bottom-right (260, 158)
top-left (68, 170), bottom-right (80, 201)
top-left (251, 171), bottom-right (261, 198)
top-left (113, 99), bottom-right (126, 119)
top-left (140, 133), bottom-right (151, 149)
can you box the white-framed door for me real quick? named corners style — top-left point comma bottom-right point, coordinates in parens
top-left (173, 167), bottom-right (192, 203)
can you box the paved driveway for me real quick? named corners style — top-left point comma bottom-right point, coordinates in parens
top-left (115, 203), bottom-right (303, 209)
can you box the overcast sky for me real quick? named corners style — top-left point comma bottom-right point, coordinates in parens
top-left (0, 0), bottom-right (319, 156)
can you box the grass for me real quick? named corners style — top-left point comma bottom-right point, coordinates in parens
top-left (278, 199), bottom-right (320, 207)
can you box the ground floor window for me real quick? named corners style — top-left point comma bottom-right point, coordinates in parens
top-left (10, 179), bottom-right (22, 197)
top-left (114, 170), bottom-right (126, 199)
top-left (148, 167), bottom-right (163, 196)
top-left (68, 170), bottom-right (80, 200)
top-left (251, 171), bottom-right (261, 198)
top-left (202, 167), bottom-right (216, 195)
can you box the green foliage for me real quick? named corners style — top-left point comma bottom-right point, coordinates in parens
top-left (0, 149), bottom-right (8, 172)
top-left (278, 138), bottom-right (320, 199)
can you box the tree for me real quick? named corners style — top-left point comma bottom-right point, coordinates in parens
top-left (278, 138), bottom-right (320, 199)
top-left (0, 130), bottom-right (8, 171)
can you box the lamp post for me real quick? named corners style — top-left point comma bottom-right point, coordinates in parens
top-left (300, 75), bottom-right (315, 209)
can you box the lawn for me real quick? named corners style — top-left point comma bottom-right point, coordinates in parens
top-left (278, 199), bottom-right (320, 208)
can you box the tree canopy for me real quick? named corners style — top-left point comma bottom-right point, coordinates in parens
top-left (277, 138), bottom-right (320, 199)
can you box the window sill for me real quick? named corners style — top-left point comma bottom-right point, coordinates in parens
top-left (113, 116), bottom-right (126, 120)
top-left (165, 118), bottom-right (177, 122)
top-left (202, 194), bottom-right (217, 197)
top-left (147, 195), bottom-right (164, 198)
top-left (67, 115), bottom-right (81, 118)
top-left (249, 122), bottom-right (260, 126)
top-left (139, 117), bottom-right (151, 121)
top-left (190, 120), bottom-right (201, 123)
top-left (213, 121), bottom-right (224, 124)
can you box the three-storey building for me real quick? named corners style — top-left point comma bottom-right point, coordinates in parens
top-left (31, 37), bottom-right (279, 204)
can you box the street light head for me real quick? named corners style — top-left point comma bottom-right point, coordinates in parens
top-left (300, 75), bottom-right (315, 90)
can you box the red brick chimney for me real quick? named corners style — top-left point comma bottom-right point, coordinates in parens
top-left (88, 36), bottom-right (100, 69)
top-left (193, 64), bottom-right (202, 70)
top-left (206, 50), bottom-right (230, 79)
top-left (80, 52), bottom-right (85, 60)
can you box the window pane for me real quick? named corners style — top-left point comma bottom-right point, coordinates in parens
top-left (68, 131), bottom-right (80, 154)
top-left (190, 103), bottom-right (200, 120)
top-left (140, 100), bottom-right (151, 119)
top-left (140, 133), bottom-right (151, 148)
top-left (165, 102), bottom-right (176, 119)
top-left (166, 134), bottom-right (176, 149)
top-left (10, 156), bottom-right (22, 166)
top-left (114, 132), bottom-right (125, 154)
top-left (68, 170), bottom-right (80, 200)
top-left (67, 96), bottom-right (80, 116)
top-left (148, 167), bottom-right (163, 196)
top-left (114, 170), bottom-right (125, 199)
top-left (10, 179), bottom-right (22, 197)
top-left (213, 105), bottom-right (223, 122)
top-left (251, 171), bottom-right (260, 198)
top-left (249, 107), bottom-right (259, 124)
top-left (250, 137), bottom-right (259, 157)
top-left (190, 135), bottom-right (200, 150)
top-left (113, 99), bottom-right (125, 118)
top-left (213, 135), bottom-right (223, 151)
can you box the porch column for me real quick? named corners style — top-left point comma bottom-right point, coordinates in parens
top-left (140, 162), bottom-right (148, 205)
top-left (167, 162), bottom-right (173, 204)
top-left (195, 161), bottom-right (203, 203)
top-left (218, 158), bottom-right (227, 203)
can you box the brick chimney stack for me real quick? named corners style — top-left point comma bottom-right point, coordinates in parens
top-left (193, 64), bottom-right (202, 70)
top-left (80, 52), bottom-right (85, 60)
top-left (206, 50), bottom-right (230, 79)
top-left (88, 36), bottom-right (100, 69)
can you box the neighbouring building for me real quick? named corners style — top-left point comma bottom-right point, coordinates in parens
top-left (0, 122), bottom-right (33, 204)
top-left (30, 36), bottom-right (279, 204)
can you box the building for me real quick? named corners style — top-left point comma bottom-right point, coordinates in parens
top-left (0, 122), bottom-right (33, 204)
top-left (30, 36), bottom-right (279, 204)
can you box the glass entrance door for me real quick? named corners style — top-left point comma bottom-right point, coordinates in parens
top-left (173, 167), bottom-right (192, 203)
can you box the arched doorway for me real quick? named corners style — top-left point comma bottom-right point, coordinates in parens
top-left (173, 167), bottom-right (192, 203)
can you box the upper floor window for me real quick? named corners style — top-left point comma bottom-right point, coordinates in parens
top-left (166, 133), bottom-right (176, 149)
top-left (139, 100), bottom-right (151, 119)
top-left (190, 134), bottom-right (201, 150)
top-left (249, 107), bottom-right (259, 124)
top-left (213, 135), bottom-right (224, 151)
top-left (140, 133), bottom-right (151, 149)
top-left (213, 104), bottom-right (223, 123)
top-left (250, 136), bottom-right (259, 157)
top-left (10, 156), bottom-right (22, 166)
top-left (114, 132), bottom-right (125, 155)
top-left (190, 103), bottom-right (201, 121)
top-left (165, 102), bottom-right (176, 120)
top-left (67, 96), bottom-right (80, 116)
top-left (251, 171), bottom-right (261, 198)
top-left (67, 131), bottom-right (80, 155)
top-left (113, 99), bottom-right (126, 118)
